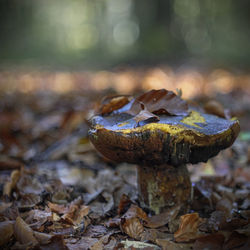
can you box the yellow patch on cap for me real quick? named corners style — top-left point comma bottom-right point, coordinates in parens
top-left (181, 111), bottom-right (206, 128)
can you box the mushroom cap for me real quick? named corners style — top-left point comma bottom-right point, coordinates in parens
top-left (89, 110), bottom-right (240, 166)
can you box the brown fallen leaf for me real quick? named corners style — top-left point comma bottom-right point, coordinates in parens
top-left (207, 210), bottom-right (248, 231)
top-left (102, 236), bottom-right (117, 249)
top-left (120, 205), bottom-right (148, 240)
top-left (0, 202), bottom-right (12, 214)
top-left (144, 205), bottom-right (180, 229)
top-left (98, 95), bottom-right (131, 115)
top-left (14, 216), bottom-right (38, 245)
top-left (40, 235), bottom-right (68, 250)
top-left (174, 213), bottom-right (204, 242)
top-left (48, 197), bottom-right (89, 226)
top-left (25, 209), bottom-right (52, 230)
top-left (123, 204), bottom-right (148, 221)
top-left (61, 203), bottom-right (89, 225)
top-left (33, 231), bottom-right (53, 245)
top-left (89, 233), bottom-right (115, 250)
top-left (128, 89), bottom-right (189, 116)
top-left (3, 169), bottom-right (20, 196)
top-left (156, 238), bottom-right (193, 250)
top-left (204, 100), bottom-right (231, 119)
top-left (0, 203), bottom-right (19, 221)
top-left (0, 159), bottom-right (23, 171)
top-left (223, 231), bottom-right (248, 250)
top-left (235, 224), bottom-right (250, 236)
top-left (0, 220), bottom-right (14, 246)
top-left (193, 233), bottom-right (225, 250)
top-left (207, 211), bottom-right (226, 231)
top-left (121, 217), bottom-right (144, 240)
top-left (66, 236), bottom-right (99, 250)
top-left (105, 216), bottom-right (121, 228)
top-left (117, 193), bottom-right (132, 215)
top-left (133, 107), bottom-right (160, 125)
top-left (48, 201), bottom-right (69, 214)
top-left (140, 228), bottom-right (173, 244)
top-left (216, 197), bottom-right (233, 217)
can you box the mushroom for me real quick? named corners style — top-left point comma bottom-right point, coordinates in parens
top-left (88, 90), bottom-right (240, 214)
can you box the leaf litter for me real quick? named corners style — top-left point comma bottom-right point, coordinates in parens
top-left (0, 87), bottom-right (249, 249)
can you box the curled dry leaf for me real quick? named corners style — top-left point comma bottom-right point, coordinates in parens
top-left (14, 216), bottom-right (38, 245)
top-left (174, 213), bottom-right (204, 242)
top-left (133, 108), bottom-right (160, 125)
top-left (48, 201), bottom-right (69, 214)
top-left (204, 100), bottom-right (231, 119)
top-left (33, 231), bottom-right (52, 245)
top-left (144, 205), bottom-right (180, 229)
top-left (3, 169), bottom-right (20, 196)
top-left (98, 95), bottom-right (131, 115)
top-left (121, 217), bottom-right (144, 240)
top-left (128, 89), bottom-right (189, 116)
top-left (117, 194), bottom-right (132, 216)
top-left (124, 204), bottom-right (148, 221)
top-left (48, 197), bottom-right (89, 226)
top-left (61, 204), bottom-right (89, 225)
top-left (120, 205), bottom-right (148, 240)
top-left (0, 220), bottom-right (14, 246)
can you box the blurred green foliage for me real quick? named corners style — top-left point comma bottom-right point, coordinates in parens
top-left (0, 0), bottom-right (250, 69)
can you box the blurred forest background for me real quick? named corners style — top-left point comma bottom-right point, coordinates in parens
top-left (1, 0), bottom-right (250, 70)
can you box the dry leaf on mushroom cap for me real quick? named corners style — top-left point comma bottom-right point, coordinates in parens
top-left (98, 95), bottom-right (132, 115)
top-left (127, 89), bottom-right (189, 116)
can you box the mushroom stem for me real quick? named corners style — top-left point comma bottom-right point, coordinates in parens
top-left (137, 164), bottom-right (191, 214)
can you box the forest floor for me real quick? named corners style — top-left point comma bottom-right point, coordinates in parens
top-left (0, 67), bottom-right (250, 249)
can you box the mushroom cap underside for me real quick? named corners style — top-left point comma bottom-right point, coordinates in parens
top-left (89, 110), bottom-right (240, 165)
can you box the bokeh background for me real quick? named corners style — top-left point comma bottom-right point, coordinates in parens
top-left (1, 0), bottom-right (250, 69)
top-left (0, 0), bottom-right (250, 121)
